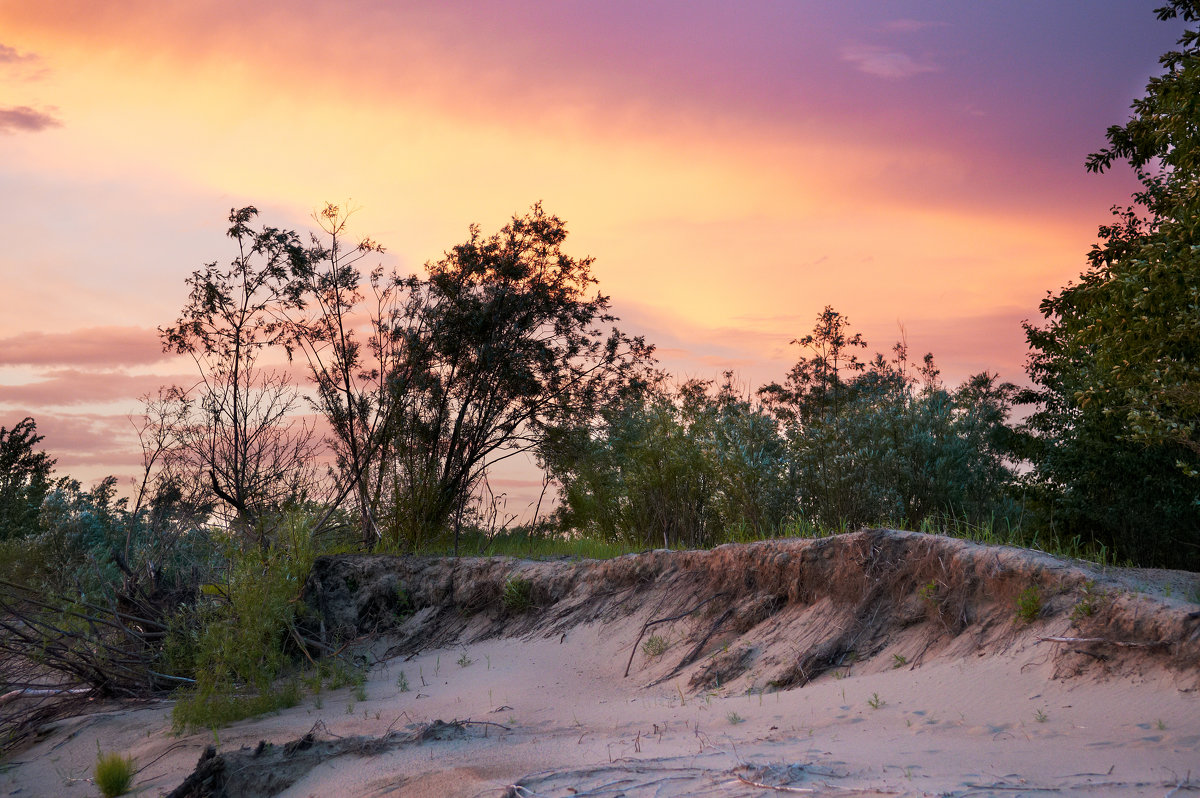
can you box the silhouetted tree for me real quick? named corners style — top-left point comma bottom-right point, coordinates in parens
top-left (161, 208), bottom-right (320, 535)
top-left (282, 204), bottom-right (418, 546)
top-left (384, 203), bottom-right (655, 550)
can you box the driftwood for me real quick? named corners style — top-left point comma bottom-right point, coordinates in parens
top-left (1035, 635), bottom-right (1169, 649)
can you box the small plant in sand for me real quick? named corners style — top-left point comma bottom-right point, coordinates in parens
top-left (1071, 581), bottom-right (1104, 620)
top-left (642, 634), bottom-right (669, 657)
top-left (94, 750), bottom-right (135, 798)
top-left (1156, 718), bottom-right (1167, 731)
top-left (891, 654), bottom-right (907, 669)
top-left (397, 671), bottom-right (410, 692)
top-left (1033, 708), bottom-right (1048, 723)
top-left (726, 711), bottom-right (745, 725)
top-left (1015, 586), bottom-right (1043, 623)
top-left (917, 580), bottom-right (939, 607)
top-left (867, 692), bottom-right (886, 710)
top-left (457, 651), bottom-right (473, 668)
top-left (352, 681), bottom-right (367, 702)
top-left (501, 576), bottom-right (535, 613)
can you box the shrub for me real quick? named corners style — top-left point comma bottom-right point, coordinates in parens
top-left (642, 634), bottom-right (669, 657)
top-left (171, 509), bottom-right (320, 732)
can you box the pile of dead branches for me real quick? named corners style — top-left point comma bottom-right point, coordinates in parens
top-left (0, 563), bottom-right (197, 755)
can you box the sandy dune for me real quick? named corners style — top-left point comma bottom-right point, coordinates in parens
top-left (3, 530), bottom-right (1199, 797)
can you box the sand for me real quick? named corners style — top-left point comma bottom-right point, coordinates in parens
top-left (2, 531), bottom-right (1198, 797)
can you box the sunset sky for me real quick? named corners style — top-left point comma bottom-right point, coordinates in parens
top-left (0, 1), bottom-right (1184, 508)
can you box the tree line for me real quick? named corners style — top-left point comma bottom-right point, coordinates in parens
top-left (3, 0), bottom-right (1200, 570)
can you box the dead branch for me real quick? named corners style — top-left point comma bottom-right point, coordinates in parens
top-left (623, 594), bottom-right (723, 678)
top-left (1036, 636), bottom-right (1168, 649)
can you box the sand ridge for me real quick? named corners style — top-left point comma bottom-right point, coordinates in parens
top-left (2, 529), bottom-right (1199, 797)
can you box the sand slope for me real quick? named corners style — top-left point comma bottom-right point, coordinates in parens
top-left (3, 530), bottom-right (1199, 797)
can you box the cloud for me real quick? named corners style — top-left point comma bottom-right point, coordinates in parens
top-left (841, 45), bottom-right (937, 79)
top-left (0, 42), bottom-right (35, 63)
top-left (0, 105), bottom-right (61, 133)
top-left (882, 20), bottom-right (948, 34)
top-left (0, 327), bottom-right (167, 367)
top-left (0, 369), bottom-right (192, 407)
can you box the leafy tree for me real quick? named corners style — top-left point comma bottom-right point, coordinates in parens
top-left (161, 208), bottom-right (321, 534)
top-left (384, 203), bottom-right (655, 550)
top-left (0, 417), bottom-right (55, 540)
top-left (1072, 1), bottom-right (1200, 461)
top-left (1020, 1), bottom-right (1200, 567)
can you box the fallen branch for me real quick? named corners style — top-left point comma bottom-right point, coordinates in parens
top-left (733, 774), bottom-right (815, 793)
top-left (623, 594), bottom-right (723, 678)
top-left (1036, 636), bottom-right (1168, 649)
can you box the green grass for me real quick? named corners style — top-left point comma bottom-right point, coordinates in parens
top-left (393, 508), bottom-right (1126, 570)
top-left (1015, 586), bottom-right (1043, 623)
top-left (93, 751), bottom-right (136, 797)
top-left (501, 576), bottom-right (535, 612)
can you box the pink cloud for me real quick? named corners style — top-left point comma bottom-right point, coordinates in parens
top-left (0, 326), bottom-right (167, 367)
top-left (0, 104), bottom-right (60, 133)
top-left (0, 369), bottom-right (192, 406)
top-left (2, 410), bottom-right (138, 467)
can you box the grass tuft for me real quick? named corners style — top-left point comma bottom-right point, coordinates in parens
top-left (642, 634), bottom-right (669, 657)
top-left (501, 576), bottom-right (535, 613)
top-left (94, 751), bottom-right (135, 798)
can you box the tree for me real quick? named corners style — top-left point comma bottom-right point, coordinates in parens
top-left (161, 208), bottom-right (320, 534)
top-left (548, 375), bottom-right (796, 548)
top-left (0, 417), bottom-right (55, 540)
top-left (1020, 2), bottom-right (1200, 567)
top-left (282, 204), bottom-right (418, 546)
top-left (383, 203), bottom-right (655, 550)
top-left (1070, 1), bottom-right (1200, 460)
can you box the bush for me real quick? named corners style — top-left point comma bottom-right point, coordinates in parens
top-left (170, 509), bottom-right (322, 732)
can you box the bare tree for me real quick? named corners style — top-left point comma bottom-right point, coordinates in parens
top-left (160, 208), bottom-right (321, 537)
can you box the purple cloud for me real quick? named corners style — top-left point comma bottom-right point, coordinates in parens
top-left (841, 45), bottom-right (937, 79)
top-left (0, 105), bottom-right (61, 133)
top-left (882, 20), bottom-right (949, 34)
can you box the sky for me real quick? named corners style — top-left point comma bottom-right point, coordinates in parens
top-left (0, 1), bottom-right (1185, 512)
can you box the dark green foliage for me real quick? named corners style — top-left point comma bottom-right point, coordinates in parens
top-left (761, 308), bottom-right (1020, 531)
top-left (1020, 2), bottom-right (1200, 568)
top-left (0, 417), bottom-right (55, 541)
top-left (548, 375), bottom-right (795, 548)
